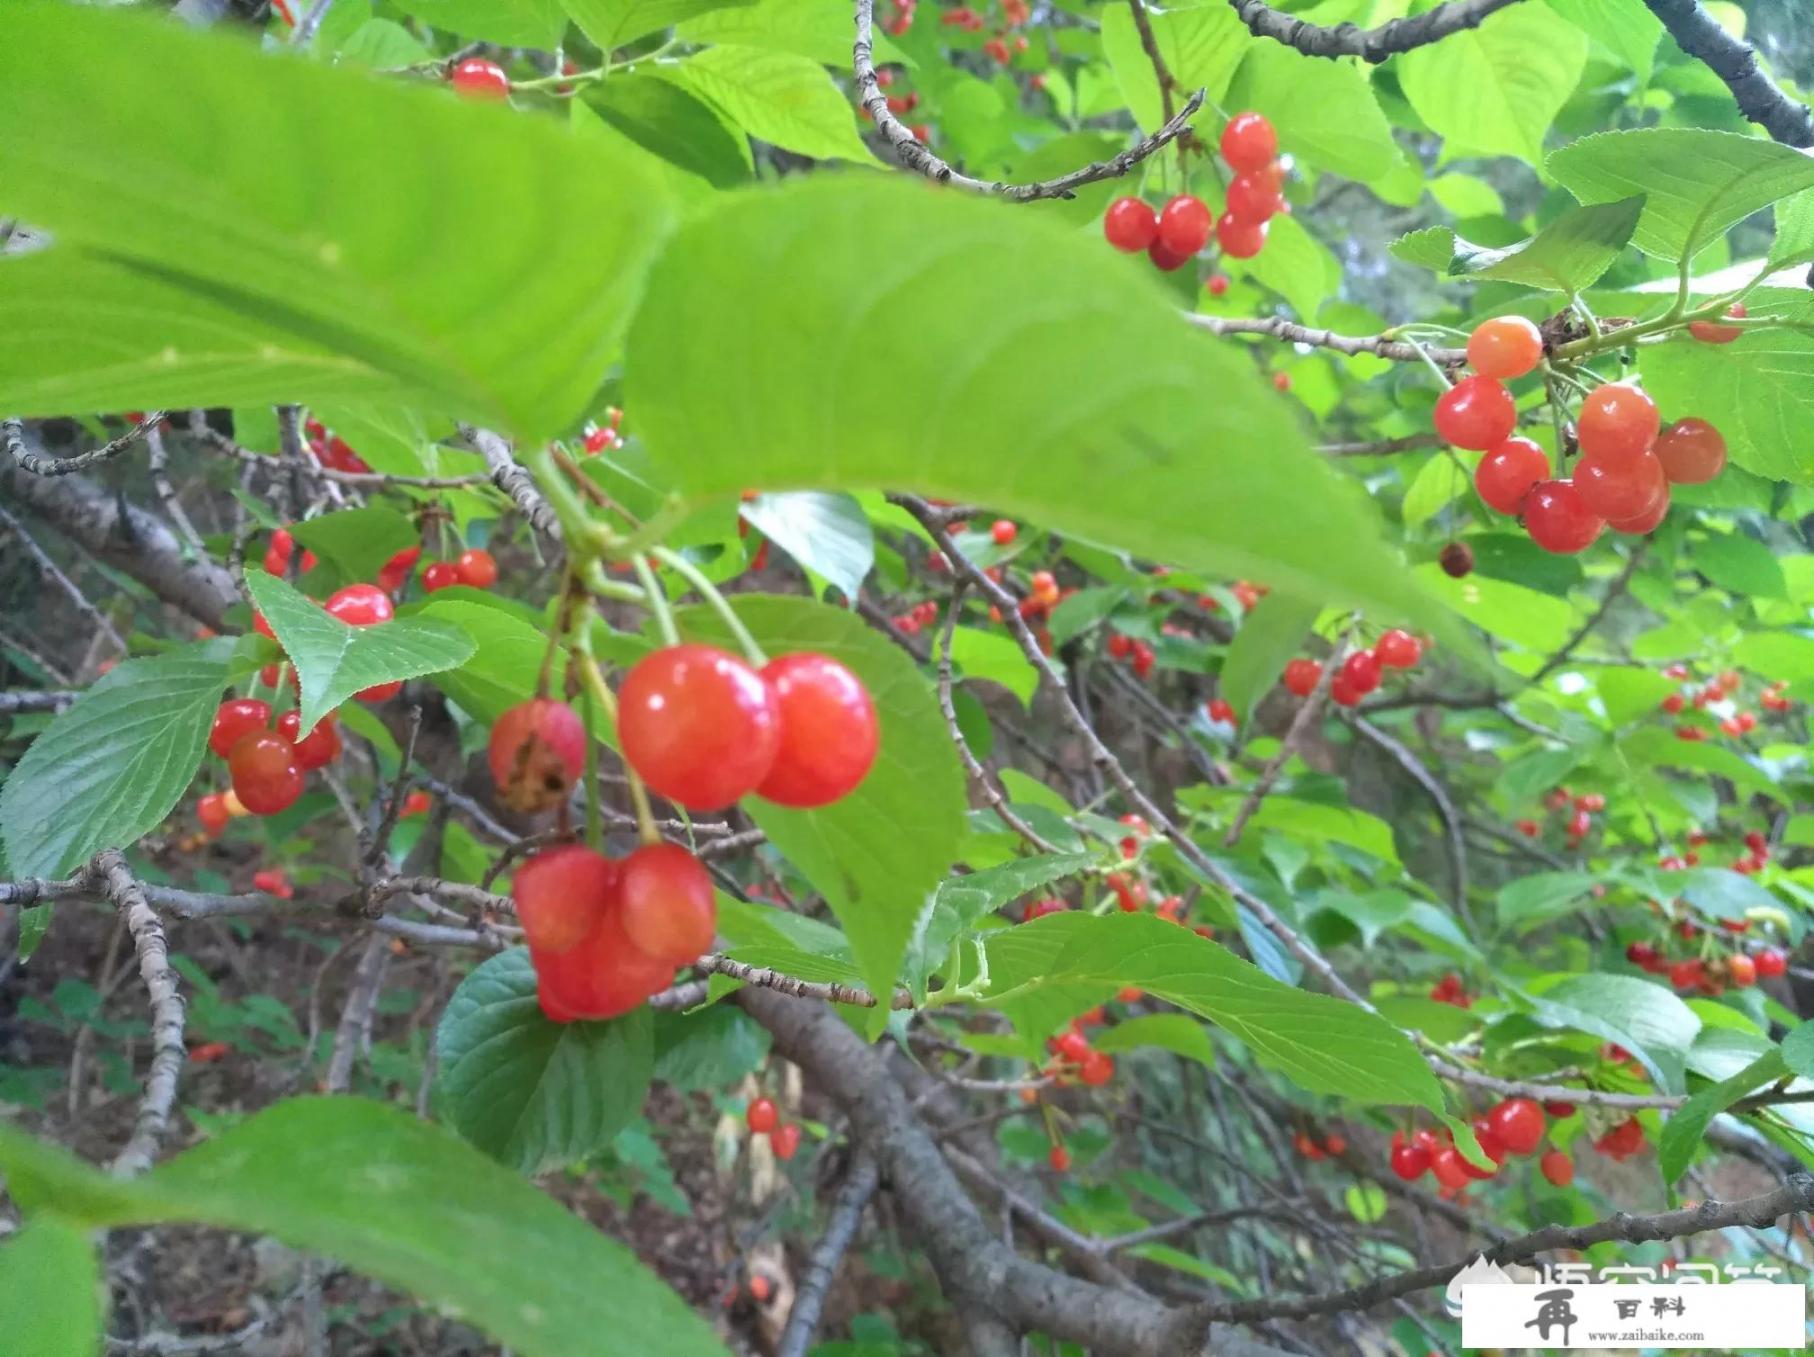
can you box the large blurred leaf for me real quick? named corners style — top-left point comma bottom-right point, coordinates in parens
top-left (247, 572), bottom-right (475, 730)
top-left (1398, 2), bottom-right (1586, 163)
top-left (1620, 725), bottom-right (1782, 803)
top-left (0, 641), bottom-right (231, 879)
top-left (0, 1099), bottom-right (724, 1357)
top-left (739, 492), bottom-right (874, 600)
top-left (1093, 1013), bottom-right (1219, 1068)
top-left (436, 950), bottom-right (654, 1173)
top-left (1225, 41), bottom-right (1402, 181)
top-left (1550, 129), bottom-right (1814, 262)
top-left (400, 0), bottom-right (565, 46)
top-left (0, 1215), bottom-right (103, 1357)
top-left (1693, 530), bottom-right (1788, 598)
top-left (677, 0), bottom-right (904, 65)
top-left (582, 75), bottom-right (753, 189)
top-left (626, 176), bottom-right (1459, 642)
top-left (666, 47), bottom-right (874, 163)
top-left (1529, 973), bottom-right (1701, 1093)
top-left (0, 2), bottom-right (671, 439)
top-left (1451, 197), bottom-right (1644, 292)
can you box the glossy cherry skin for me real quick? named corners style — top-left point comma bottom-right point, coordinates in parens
top-left (1572, 450), bottom-right (1666, 522)
top-left (1147, 238), bottom-right (1194, 271)
top-left (1523, 480), bottom-right (1603, 555)
top-left (751, 652), bottom-right (878, 807)
top-left (1608, 481), bottom-right (1669, 535)
top-left (1340, 649), bottom-right (1381, 696)
top-left (1576, 383), bottom-right (1660, 467)
top-left (209, 698), bottom-right (271, 759)
top-left (1102, 196), bottom-right (1158, 253)
top-left (618, 645), bottom-right (781, 812)
top-left (1156, 195), bottom-right (1213, 256)
top-left (450, 547), bottom-right (495, 587)
top-left (1429, 1145), bottom-right (1471, 1191)
top-left (618, 843), bottom-right (717, 967)
top-left (746, 1097), bottom-right (778, 1134)
top-left (1219, 111), bottom-right (1277, 172)
top-left (489, 698), bottom-right (589, 813)
top-left (1439, 542), bottom-right (1474, 578)
top-left (1282, 658), bottom-right (1321, 696)
top-left (532, 907), bottom-right (673, 1023)
top-left (769, 1123), bottom-right (802, 1161)
top-left (1206, 697), bottom-right (1236, 724)
top-left (1433, 376), bottom-right (1516, 451)
top-left (1389, 1132), bottom-right (1430, 1181)
top-left (1689, 301), bottom-right (1745, 343)
top-left (450, 58), bottom-right (510, 100)
top-left (422, 561), bottom-right (460, 592)
top-left (1653, 417), bottom-right (1726, 484)
top-left (227, 730), bottom-right (305, 815)
top-left (276, 709), bottom-right (341, 770)
top-left (1078, 1050), bottom-right (1114, 1086)
top-left (1487, 1097), bottom-right (1545, 1155)
top-left (514, 844), bottom-right (615, 956)
top-left (1048, 1144), bottom-right (1071, 1173)
top-left (1756, 948), bottom-right (1787, 978)
top-left (357, 680), bottom-right (403, 703)
top-left (990, 519), bottom-right (1017, 546)
top-left (1474, 437), bottom-right (1549, 514)
top-left (1374, 629), bottom-right (1421, 670)
top-left (324, 583), bottom-right (394, 627)
top-left (1467, 315), bottom-right (1544, 379)
top-left (1539, 1150), bottom-right (1574, 1187)
top-left (1215, 212), bottom-right (1267, 259)
top-left (1225, 172), bottom-right (1283, 223)
top-left (196, 793), bottom-right (230, 836)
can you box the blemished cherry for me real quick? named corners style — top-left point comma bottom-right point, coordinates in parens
top-left (1539, 1150), bottom-right (1574, 1187)
top-left (513, 844), bottom-right (614, 955)
top-left (422, 561), bottom-right (460, 592)
top-left (457, 551), bottom-right (500, 587)
top-left (1219, 111), bottom-right (1277, 172)
top-left (770, 1123), bottom-right (802, 1160)
top-left (746, 1098), bottom-right (779, 1135)
top-left (1340, 649), bottom-right (1381, 696)
top-left (209, 698), bottom-right (271, 759)
top-left (618, 842), bottom-right (717, 966)
top-left (533, 907), bottom-right (673, 1023)
top-left (1102, 196), bottom-right (1158, 253)
top-left (1608, 482), bottom-right (1669, 535)
top-left (227, 730), bottom-right (305, 815)
top-left (1282, 658), bottom-right (1321, 697)
top-left (1375, 629), bottom-right (1421, 670)
top-left (450, 58), bottom-right (510, 99)
top-left (276, 709), bottom-right (341, 770)
top-left (1653, 417), bottom-right (1726, 484)
top-left (1215, 212), bottom-right (1267, 259)
top-left (1487, 1098), bottom-right (1545, 1155)
top-left (1689, 302), bottom-right (1745, 344)
top-left (324, 583), bottom-right (394, 627)
top-left (1523, 480), bottom-right (1603, 555)
top-left (1572, 450), bottom-right (1666, 522)
top-left (1225, 173), bottom-right (1283, 223)
top-left (755, 652), bottom-right (879, 808)
top-left (991, 519), bottom-right (1018, 546)
top-left (1156, 195), bottom-right (1213, 256)
top-left (1576, 383), bottom-right (1660, 466)
top-left (197, 793), bottom-right (230, 836)
top-left (1756, 948), bottom-right (1787, 978)
top-left (488, 698), bottom-right (589, 813)
top-left (1439, 542), bottom-right (1474, 578)
top-left (1474, 436), bottom-right (1549, 514)
top-left (618, 645), bottom-right (781, 811)
top-left (1433, 375), bottom-right (1516, 450)
top-left (1467, 315), bottom-right (1544, 379)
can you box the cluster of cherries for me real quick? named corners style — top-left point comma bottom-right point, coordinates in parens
top-left (1514, 787), bottom-right (1605, 844)
top-left (744, 1096), bottom-right (803, 1161)
top-left (302, 416), bottom-right (372, 474)
top-left (1658, 823), bottom-right (1774, 876)
top-left (1280, 628), bottom-right (1423, 708)
top-left (262, 527), bottom-right (318, 578)
top-left (1627, 933), bottom-right (1786, 994)
top-left (1391, 1098), bottom-right (1575, 1196)
top-left (1101, 112), bottom-right (1283, 271)
top-left (1290, 1127), bottom-right (1348, 1160)
top-left (1428, 972), bottom-right (1472, 1009)
top-left (197, 686), bottom-right (345, 825)
top-left (1444, 317), bottom-right (1728, 554)
top-left (1658, 664), bottom-right (1792, 744)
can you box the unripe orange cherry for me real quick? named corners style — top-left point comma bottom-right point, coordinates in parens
top-left (1576, 383), bottom-right (1660, 467)
top-left (1466, 315), bottom-right (1544, 379)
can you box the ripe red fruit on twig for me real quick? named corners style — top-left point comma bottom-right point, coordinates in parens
top-left (209, 698), bottom-right (271, 759)
top-left (1339, 649), bottom-right (1381, 697)
top-left (1576, 383), bottom-right (1660, 466)
top-left (1573, 451), bottom-right (1666, 523)
top-left (324, 583), bottom-right (394, 627)
top-left (513, 844), bottom-right (615, 955)
top-left (1523, 480), bottom-right (1603, 555)
top-left (1219, 111), bottom-right (1277, 172)
top-left (422, 561), bottom-right (460, 592)
top-left (1688, 302), bottom-right (1745, 344)
top-left (1433, 375), bottom-right (1516, 451)
top-left (1282, 658), bottom-right (1321, 697)
top-left (1652, 418), bottom-right (1726, 484)
top-left (619, 645), bottom-right (781, 811)
top-left (1102, 197), bottom-right (1158, 253)
top-left (756, 652), bottom-right (879, 808)
top-left (1214, 212), bottom-right (1267, 259)
top-left (450, 58), bottom-right (510, 99)
top-left (1474, 437), bottom-right (1549, 515)
top-left (533, 904), bottom-right (673, 1023)
top-left (747, 1098), bottom-right (778, 1134)
top-left (770, 1123), bottom-right (802, 1160)
top-left (991, 519), bottom-right (1018, 546)
top-left (488, 698), bottom-right (588, 813)
top-left (1486, 1097), bottom-right (1544, 1155)
top-left (252, 868), bottom-right (292, 898)
top-left (277, 709), bottom-right (341, 770)
top-left (196, 793), bottom-right (230, 836)
top-left (1539, 1150), bottom-right (1574, 1186)
top-left (1156, 195), bottom-right (1212, 256)
top-left (618, 842), bottom-right (717, 966)
top-left (227, 730), bottom-right (304, 815)
top-left (456, 548), bottom-right (498, 588)
top-left (1374, 629), bottom-right (1421, 670)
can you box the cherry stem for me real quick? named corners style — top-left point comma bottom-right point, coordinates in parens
top-left (575, 648), bottom-right (661, 848)
top-left (577, 671), bottom-right (604, 853)
top-left (632, 554), bottom-right (681, 647)
top-left (650, 545), bottom-right (769, 666)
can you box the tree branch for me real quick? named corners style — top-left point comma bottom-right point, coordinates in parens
top-left (3, 413), bottom-right (162, 477)
top-left (1226, 0), bottom-right (1528, 63)
top-left (1185, 314), bottom-right (1466, 364)
top-left (1642, 0), bottom-right (1814, 147)
top-left (775, 1151), bottom-right (880, 1357)
top-left (460, 425), bottom-right (564, 540)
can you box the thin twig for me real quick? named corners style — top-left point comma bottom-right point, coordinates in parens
top-left (1639, 0), bottom-right (1814, 146)
top-left (1227, 0), bottom-right (1528, 63)
top-left (1224, 635), bottom-right (1344, 848)
top-left (0, 501), bottom-right (127, 652)
top-left (1185, 314), bottom-right (1466, 364)
top-left (775, 1152), bottom-right (881, 1357)
top-left (3, 413), bottom-right (163, 476)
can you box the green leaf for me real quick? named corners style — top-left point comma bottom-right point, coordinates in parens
top-left (563, 0), bottom-right (755, 49)
top-left (1735, 630), bottom-right (1814, 683)
top-left (289, 507), bottom-right (422, 587)
top-left (1658, 1047), bottom-right (1784, 1186)
top-left (1235, 797), bottom-right (1400, 866)
top-left (246, 572), bottom-right (475, 731)
top-left (738, 492), bottom-right (874, 601)
top-left (1693, 530), bottom-right (1788, 598)
top-left (582, 74), bottom-right (753, 188)
top-left (652, 1005), bottom-right (770, 1092)
top-left (1545, 0), bottom-right (1661, 83)
top-left (1224, 42), bottom-right (1402, 181)
top-left (0, 2), bottom-right (673, 439)
top-left (0, 1098), bottom-right (724, 1357)
top-left (1092, 1013), bottom-right (1218, 1068)
top-left (1415, 563), bottom-right (1576, 653)
top-left (1595, 666), bottom-right (1680, 726)
top-left (1398, 2), bottom-right (1586, 163)
top-left (907, 852), bottom-right (1094, 986)
top-left (665, 47), bottom-right (874, 163)
top-left (1240, 210), bottom-right (1339, 325)
top-left (626, 176), bottom-right (1460, 646)
top-left (1769, 189), bottom-right (1814, 270)
top-left (1780, 1021), bottom-right (1814, 1079)
top-left (1677, 868), bottom-right (1780, 926)
top-left (1344, 1182), bottom-right (1389, 1224)
top-left (398, 0), bottom-right (565, 46)
top-left (1315, 890), bottom-right (1413, 948)
top-left (0, 641), bottom-right (231, 879)
top-left (1620, 726), bottom-right (1782, 804)
top-left (1099, 2), bottom-right (1250, 132)
top-left (0, 1215), bottom-right (103, 1357)
top-left (435, 950), bottom-right (654, 1173)
top-left (1550, 129), bottom-right (1814, 262)
top-left (676, 0), bottom-right (903, 65)
top-left (1218, 592), bottom-right (1319, 724)
top-left (1391, 226), bottom-right (1459, 272)
top-left (337, 18), bottom-right (432, 67)
top-left (1452, 197), bottom-right (1644, 292)
top-left (940, 626), bottom-right (1040, 709)
top-left (982, 913), bottom-right (1444, 1109)
top-left (1496, 871), bottom-right (1597, 930)
top-left (412, 597), bottom-right (562, 726)
top-left (1529, 973), bottom-right (1701, 1093)
top-left (679, 596), bottom-right (965, 1031)
top-left (1639, 327), bottom-right (1814, 484)
top-left (1402, 453), bottom-right (1468, 527)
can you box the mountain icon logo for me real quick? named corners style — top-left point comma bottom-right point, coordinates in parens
top-left (1444, 1254), bottom-right (1516, 1316)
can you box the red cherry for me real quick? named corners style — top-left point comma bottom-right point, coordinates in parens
top-left (1429, 1145), bottom-right (1471, 1190)
top-left (769, 1123), bottom-right (802, 1160)
top-left (1516, 818), bottom-right (1539, 837)
top-left (1340, 649), bottom-right (1381, 696)
top-left (1214, 212), bottom-right (1267, 259)
top-left (1156, 195), bottom-right (1213, 256)
top-left (1523, 480), bottom-right (1603, 555)
top-left (1389, 1132), bottom-right (1430, 1181)
top-left (450, 58), bottom-right (510, 100)
top-left (1207, 274), bottom-right (1230, 297)
top-left (1573, 451), bottom-right (1666, 523)
top-left (401, 790), bottom-right (432, 817)
top-left (324, 583), bottom-right (394, 627)
top-left (1669, 957), bottom-right (1703, 990)
top-left (1225, 173), bottom-right (1283, 223)
top-left (1576, 384), bottom-right (1660, 467)
top-left (532, 907), bottom-right (673, 1023)
top-left (252, 868), bottom-right (293, 899)
top-left (1467, 315), bottom-right (1544, 379)
top-left (1539, 1150), bottom-right (1574, 1187)
top-left (1439, 542), bottom-right (1474, 578)
top-left (752, 652), bottom-right (879, 808)
top-left (1048, 1144), bottom-right (1071, 1173)
top-left (1728, 953), bottom-right (1758, 987)
top-left (1219, 111), bottom-right (1277, 172)
top-left (385, 545), bottom-right (422, 576)
top-left (991, 519), bottom-right (1018, 546)
top-left (209, 698), bottom-right (271, 759)
top-left (1486, 1098), bottom-right (1545, 1155)
top-left (1474, 437), bottom-right (1549, 514)
top-left (1206, 697), bottom-right (1236, 724)
top-left (1595, 1117), bottom-right (1644, 1159)
top-left (1470, 1116), bottom-right (1508, 1167)
top-left (227, 730), bottom-right (304, 816)
top-left (513, 844), bottom-right (615, 955)
top-left (1329, 674), bottom-right (1360, 707)
top-left (488, 698), bottom-right (588, 813)
top-left (618, 645), bottom-right (781, 811)
top-left (422, 562), bottom-right (460, 592)
top-left (1079, 1050), bottom-right (1114, 1086)
top-left (1608, 481), bottom-right (1670, 535)
top-left (1147, 237), bottom-right (1194, 271)
top-left (1756, 948), bottom-right (1787, 978)
top-left (196, 793), bottom-right (230, 836)
top-left (1575, 792), bottom-right (1605, 812)
top-left (1433, 376), bottom-right (1516, 451)
top-left (1653, 418), bottom-right (1726, 484)
top-left (747, 1097), bottom-right (778, 1134)
top-left (1102, 196), bottom-right (1158, 252)
top-left (455, 548), bottom-right (497, 589)
top-left (1544, 1101), bottom-right (1576, 1118)
top-left (617, 842), bottom-right (716, 967)
top-left (276, 709), bottom-right (341, 771)
top-left (1689, 302), bottom-right (1745, 344)
top-left (1374, 629), bottom-right (1421, 670)
top-left (1054, 1029), bottom-right (1092, 1063)
top-left (356, 680), bottom-right (403, 703)
top-left (1282, 658), bottom-right (1321, 697)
